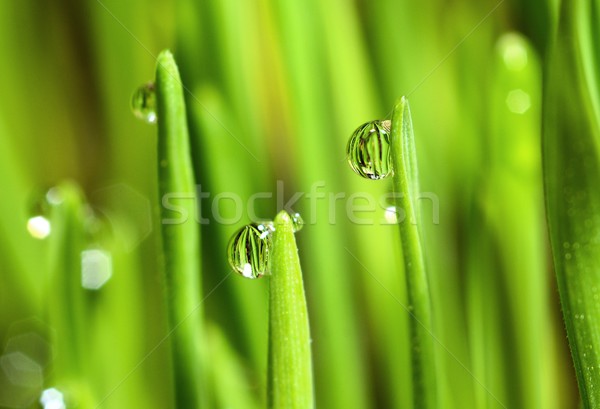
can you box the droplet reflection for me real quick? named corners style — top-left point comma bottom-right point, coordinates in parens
top-left (347, 120), bottom-right (393, 180)
top-left (227, 223), bottom-right (273, 279)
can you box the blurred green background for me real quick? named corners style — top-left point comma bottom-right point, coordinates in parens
top-left (0, 0), bottom-right (582, 408)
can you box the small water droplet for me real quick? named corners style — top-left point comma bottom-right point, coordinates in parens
top-left (81, 248), bottom-right (113, 290)
top-left (45, 187), bottom-right (64, 206)
top-left (25, 188), bottom-right (55, 239)
top-left (131, 82), bottom-right (157, 124)
top-left (565, 253), bottom-right (572, 260)
top-left (41, 388), bottom-right (65, 409)
top-left (227, 223), bottom-right (273, 279)
top-left (291, 212), bottom-right (304, 232)
top-left (27, 216), bottom-right (51, 240)
top-left (497, 33), bottom-right (529, 71)
top-left (384, 206), bottom-right (399, 224)
top-left (347, 120), bottom-right (393, 180)
top-left (505, 89), bottom-right (531, 114)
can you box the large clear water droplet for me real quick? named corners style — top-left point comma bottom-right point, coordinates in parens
top-left (131, 82), bottom-right (157, 124)
top-left (227, 223), bottom-right (273, 279)
top-left (347, 120), bottom-right (393, 180)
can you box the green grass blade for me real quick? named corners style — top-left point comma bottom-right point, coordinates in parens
top-left (390, 97), bottom-right (437, 409)
top-left (268, 211), bottom-right (314, 409)
top-left (270, 2), bottom-right (372, 406)
top-left (486, 33), bottom-right (561, 409)
top-left (47, 182), bottom-right (95, 406)
top-left (155, 50), bottom-right (205, 409)
top-left (207, 322), bottom-right (260, 409)
top-left (543, 1), bottom-right (600, 407)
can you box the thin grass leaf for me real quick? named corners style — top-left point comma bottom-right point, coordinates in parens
top-left (47, 182), bottom-right (95, 407)
top-left (271, 3), bottom-right (372, 406)
top-left (390, 97), bottom-right (437, 409)
top-left (543, 1), bottom-right (600, 407)
top-left (207, 322), bottom-right (260, 409)
top-left (187, 85), bottom-right (269, 377)
top-left (155, 50), bottom-right (205, 409)
top-left (268, 210), bottom-right (314, 409)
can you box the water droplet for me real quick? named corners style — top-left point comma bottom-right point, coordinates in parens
top-left (45, 187), bottom-right (63, 206)
top-left (347, 120), bottom-right (393, 180)
top-left (26, 188), bottom-right (56, 239)
top-left (131, 82), bottom-right (157, 124)
top-left (227, 223), bottom-right (273, 279)
top-left (27, 216), bottom-right (51, 239)
top-left (41, 388), bottom-right (65, 409)
top-left (505, 89), bottom-right (531, 114)
top-left (384, 206), bottom-right (399, 224)
top-left (81, 248), bottom-right (113, 290)
top-left (497, 33), bottom-right (529, 71)
top-left (291, 212), bottom-right (304, 232)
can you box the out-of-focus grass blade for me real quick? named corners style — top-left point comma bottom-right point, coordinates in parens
top-left (543, 1), bottom-right (600, 407)
top-left (465, 33), bottom-right (548, 409)
top-left (270, 2), bottom-right (372, 407)
top-left (47, 182), bottom-right (95, 407)
top-left (188, 85), bottom-right (269, 378)
top-left (207, 322), bottom-right (260, 409)
top-left (0, 117), bottom-right (43, 312)
top-left (268, 211), bottom-right (314, 409)
top-left (465, 209), bottom-right (508, 409)
top-left (390, 97), bottom-right (437, 409)
top-left (155, 50), bottom-right (205, 409)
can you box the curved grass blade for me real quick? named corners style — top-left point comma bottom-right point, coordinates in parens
top-left (155, 50), bottom-right (205, 408)
top-left (268, 211), bottom-right (314, 409)
top-left (390, 97), bottom-right (437, 409)
top-left (543, 1), bottom-right (600, 407)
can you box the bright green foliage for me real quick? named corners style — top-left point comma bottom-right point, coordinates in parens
top-left (268, 211), bottom-right (314, 409)
top-left (0, 1), bottom-right (595, 409)
top-left (155, 50), bottom-right (206, 408)
top-left (390, 98), bottom-right (437, 409)
top-left (544, 1), bottom-right (600, 407)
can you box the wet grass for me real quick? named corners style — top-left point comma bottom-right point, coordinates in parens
top-left (0, 0), bottom-right (597, 408)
